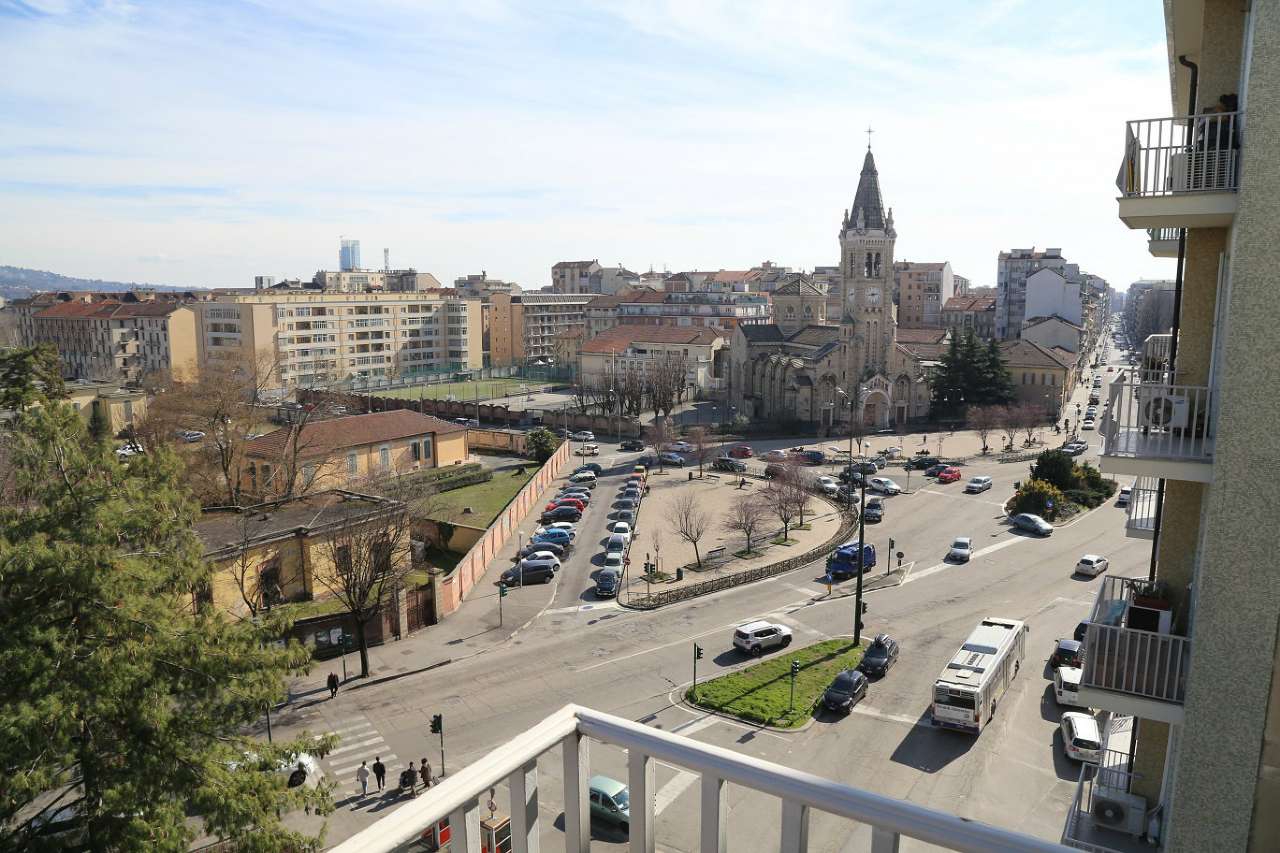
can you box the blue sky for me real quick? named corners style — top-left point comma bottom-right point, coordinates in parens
top-left (0, 0), bottom-right (1175, 290)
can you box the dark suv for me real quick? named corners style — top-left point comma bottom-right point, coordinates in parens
top-left (858, 634), bottom-right (899, 676)
top-left (904, 456), bottom-right (940, 471)
top-left (620, 439), bottom-right (645, 452)
top-left (1050, 638), bottom-right (1084, 670)
top-left (712, 457), bottom-right (747, 473)
top-left (540, 506), bottom-right (582, 524)
top-left (501, 564), bottom-right (554, 586)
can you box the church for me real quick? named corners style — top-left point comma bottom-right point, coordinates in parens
top-left (729, 147), bottom-right (933, 429)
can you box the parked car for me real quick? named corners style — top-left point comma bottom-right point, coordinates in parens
top-left (518, 552), bottom-right (561, 574)
top-left (1054, 666), bottom-right (1086, 708)
top-left (762, 449), bottom-right (788, 462)
top-left (712, 457), bottom-right (747, 473)
top-left (1060, 712), bottom-right (1102, 764)
top-left (862, 498), bottom-right (884, 523)
top-left (545, 498), bottom-right (585, 513)
top-left (588, 775), bottom-right (631, 832)
top-left (534, 521), bottom-right (576, 537)
top-left (868, 477), bottom-right (902, 495)
top-left (605, 533), bottom-right (628, 556)
top-left (540, 506), bottom-right (582, 524)
top-left (177, 429), bottom-right (206, 443)
top-left (568, 472), bottom-right (597, 487)
top-left (838, 467), bottom-right (865, 484)
top-left (936, 466), bottom-right (962, 484)
top-left (947, 536), bottom-right (973, 563)
top-left (594, 570), bottom-right (620, 598)
top-left (1010, 513), bottom-right (1053, 535)
top-left (576, 444), bottom-right (601, 456)
top-left (615, 498), bottom-right (638, 511)
top-left (658, 452), bottom-right (686, 466)
top-left (115, 441), bottom-right (144, 459)
top-left (1062, 441), bottom-right (1087, 456)
top-left (924, 463), bottom-right (949, 477)
top-left (813, 475), bottom-right (839, 495)
top-left (608, 521), bottom-right (633, 540)
top-left (1116, 485), bottom-right (1132, 506)
top-left (618, 486), bottom-right (641, 501)
top-left (558, 487), bottom-right (592, 502)
top-left (613, 509), bottom-right (636, 526)
top-left (858, 634), bottom-right (899, 676)
top-left (793, 449), bottom-right (825, 466)
top-left (667, 440), bottom-right (694, 453)
top-left (1075, 554), bottom-right (1109, 577)
top-left (572, 431), bottom-right (596, 441)
top-left (518, 541), bottom-right (565, 560)
top-left (850, 460), bottom-right (879, 475)
top-left (619, 438), bottom-right (645, 451)
top-left (502, 563), bottom-right (555, 586)
top-left (728, 445), bottom-right (754, 458)
top-left (821, 669), bottom-right (868, 714)
top-left (1081, 418), bottom-right (1096, 431)
top-left (836, 485), bottom-right (862, 505)
top-left (601, 553), bottom-right (624, 574)
top-left (1050, 638), bottom-right (1084, 670)
top-left (827, 540), bottom-right (875, 579)
top-left (904, 455), bottom-right (940, 471)
top-left (575, 463), bottom-right (604, 476)
top-left (732, 620), bottom-right (793, 656)
top-left (532, 527), bottom-right (574, 546)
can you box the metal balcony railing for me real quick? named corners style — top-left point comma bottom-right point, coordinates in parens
top-left (1146, 227), bottom-right (1179, 243)
top-left (328, 704), bottom-right (1071, 853)
top-left (1061, 749), bottom-right (1150, 853)
top-left (1124, 476), bottom-right (1160, 538)
top-left (1117, 113), bottom-right (1240, 198)
top-left (1099, 373), bottom-right (1213, 465)
top-left (1082, 577), bottom-right (1189, 705)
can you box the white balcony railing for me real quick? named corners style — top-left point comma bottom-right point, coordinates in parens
top-left (1062, 748), bottom-right (1151, 852)
top-left (329, 704), bottom-right (1072, 853)
top-left (1124, 476), bottom-right (1160, 539)
top-left (1099, 373), bottom-right (1213, 468)
top-left (1117, 113), bottom-right (1240, 198)
top-left (1081, 577), bottom-right (1190, 708)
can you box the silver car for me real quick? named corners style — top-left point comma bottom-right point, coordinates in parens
top-left (947, 536), bottom-right (973, 563)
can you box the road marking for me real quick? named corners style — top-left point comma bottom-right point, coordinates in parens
top-left (332, 754), bottom-right (398, 776)
top-left (670, 715), bottom-right (719, 737)
top-left (326, 735), bottom-right (386, 757)
top-left (849, 703), bottom-right (931, 728)
top-left (575, 622), bottom-right (741, 672)
top-left (543, 601), bottom-right (622, 616)
top-left (330, 721), bottom-right (375, 736)
top-left (655, 770), bottom-right (699, 814)
top-left (916, 488), bottom-right (1005, 507)
top-left (904, 535), bottom-right (1029, 584)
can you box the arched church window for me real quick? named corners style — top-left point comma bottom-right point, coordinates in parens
top-left (864, 253), bottom-right (874, 277)
top-left (874, 253), bottom-right (882, 277)
top-left (804, 305), bottom-right (812, 316)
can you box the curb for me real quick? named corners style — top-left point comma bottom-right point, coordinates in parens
top-left (347, 657), bottom-right (453, 692)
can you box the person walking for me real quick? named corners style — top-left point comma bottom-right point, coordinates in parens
top-left (403, 761), bottom-right (417, 796)
top-left (420, 756), bottom-right (432, 789)
top-left (372, 756), bottom-right (386, 791)
top-left (356, 761), bottom-right (370, 797)
top-left (327, 672), bottom-right (339, 699)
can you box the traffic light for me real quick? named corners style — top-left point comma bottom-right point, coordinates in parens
top-left (888, 537), bottom-right (895, 551)
top-left (694, 644), bottom-right (704, 660)
top-left (499, 583), bottom-right (508, 598)
top-left (790, 660), bottom-right (800, 676)
top-left (860, 601), bottom-right (869, 615)
top-left (430, 714), bottom-right (443, 734)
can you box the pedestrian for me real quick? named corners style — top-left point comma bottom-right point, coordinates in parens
top-left (420, 757), bottom-right (432, 789)
top-left (403, 761), bottom-right (417, 796)
top-left (372, 756), bottom-right (386, 791)
top-left (356, 761), bottom-right (370, 796)
top-left (327, 672), bottom-right (339, 699)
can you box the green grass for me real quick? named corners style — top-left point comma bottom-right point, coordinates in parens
top-left (687, 639), bottom-right (864, 728)
top-left (426, 465), bottom-right (538, 525)
top-left (373, 378), bottom-right (548, 402)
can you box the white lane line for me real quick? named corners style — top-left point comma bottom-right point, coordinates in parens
top-left (326, 735), bottom-right (385, 757)
top-left (670, 715), bottom-right (719, 737)
top-left (330, 722), bottom-right (375, 737)
top-left (849, 704), bottom-right (930, 728)
top-left (576, 619), bottom-right (748, 672)
top-left (916, 488), bottom-right (1006, 508)
top-left (655, 770), bottom-right (700, 814)
top-left (332, 754), bottom-right (397, 776)
top-left (905, 535), bottom-right (1028, 584)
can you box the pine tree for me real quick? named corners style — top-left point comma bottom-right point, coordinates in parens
top-left (983, 338), bottom-right (1016, 404)
top-left (929, 334), bottom-right (965, 419)
top-left (0, 371), bottom-right (332, 851)
top-left (87, 401), bottom-right (110, 443)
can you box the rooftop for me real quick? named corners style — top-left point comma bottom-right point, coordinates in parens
top-left (895, 328), bottom-right (948, 345)
top-left (244, 409), bottom-right (466, 461)
top-left (998, 339), bottom-right (1077, 371)
top-left (579, 325), bottom-right (724, 354)
top-left (196, 490), bottom-right (404, 559)
top-left (943, 295), bottom-right (997, 312)
top-left (33, 300), bottom-right (186, 320)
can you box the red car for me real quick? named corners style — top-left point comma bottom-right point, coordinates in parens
top-left (936, 466), bottom-right (962, 484)
top-left (545, 498), bottom-right (585, 512)
top-left (728, 445), bottom-right (754, 459)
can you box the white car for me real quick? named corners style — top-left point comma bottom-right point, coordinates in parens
top-left (667, 440), bottom-right (694, 453)
top-left (608, 521), bottom-right (633, 540)
top-left (732, 620), bottom-right (793, 655)
top-left (947, 536), bottom-right (973, 563)
top-left (576, 444), bottom-right (601, 456)
top-left (534, 522), bottom-right (577, 538)
top-left (601, 553), bottom-right (624, 574)
top-left (813, 475), bottom-right (839, 496)
top-left (605, 533), bottom-right (628, 556)
top-left (1081, 418), bottom-right (1096, 431)
top-left (520, 552), bottom-right (562, 572)
top-left (762, 449), bottom-right (788, 462)
top-left (1117, 485), bottom-right (1132, 506)
top-left (177, 429), bottom-right (205, 443)
top-left (115, 441), bottom-right (144, 459)
top-left (572, 431), bottom-right (595, 441)
top-left (1075, 554), bottom-right (1109, 577)
top-left (1060, 712), bottom-right (1102, 763)
top-left (868, 477), bottom-right (902, 495)
top-left (881, 446), bottom-right (902, 458)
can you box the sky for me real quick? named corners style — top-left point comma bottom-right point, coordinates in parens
top-left (0, 0), bottom-right (1178, 292)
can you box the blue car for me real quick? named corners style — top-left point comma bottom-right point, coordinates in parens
top-left (532, 529), bottom-right (574, 547)
top-left (826, 541), bottom-right (876, 580)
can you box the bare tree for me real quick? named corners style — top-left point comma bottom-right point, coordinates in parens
top-left (686, 425), bottom-right (711, 477)
top-left (645, 352), bottom-right (689, 420)
top-left (222, 511), bottom-right (303, 621)
top-left (997, 405), bottom-right (1020, 451)
top-left (644, 419), bottom-right (673, 471)
top-left (764, 477), bottom-right (798, 541)
top-left (313, 495), bottom-right (413, 678)
top-left (1019, 402), bottom-right (1047, 446)
top-left (783, 465), bottom-right (813, 527)
top-left (723, 497), bottom-right (769, 555)
top-left (966, 405), bottom-right (999, 454)
top-left (667, 491), bottom-right (712, 569)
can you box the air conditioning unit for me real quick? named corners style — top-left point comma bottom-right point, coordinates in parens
top-left (1138, 386), bottom-right (1190, 430)
top-left (1091, 789), bottom-right (1147, 837)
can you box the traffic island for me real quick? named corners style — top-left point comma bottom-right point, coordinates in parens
top-left (686, 639), bottom-right (864, 729)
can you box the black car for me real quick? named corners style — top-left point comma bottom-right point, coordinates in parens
top-left (858, 634), bottom-right (899, 676)
top-left (712, 457), bottom-right (747, 473)
top-left (838, 468), bottom-right (865, 485)
top-left (822, 669), bottom-right (868, 714)
top-left (1050, 638), bottom-right (1084, 670)
top-left (501, 564), bottom-right (554, 586)
top-left (620, 439), bottom-right (645, 452)
top-left (1073, 620), bottom-right (1090, 642)
top-left (594, 570), bottom-right (620, 598)
top-left (575, 463), bottom-right (604, 476)
top-left (540, 506), bottom-right (582, 524)
top-left (904, 456), bottom-right (940, 471)
top-left (517, 541), bottom-right (565, 559)
top-left (924, 463), bottom-right (949, 477)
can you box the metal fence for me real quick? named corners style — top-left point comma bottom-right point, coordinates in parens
top-left (1100, 376), bottom-right (1213, 464)
top-left (1118, 112), bottom-right (1240, 197)
top-left (1081, 577), bottom-right (1189, 705)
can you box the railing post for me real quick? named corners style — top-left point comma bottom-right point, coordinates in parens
top-left (871, 825), bottom-right (901, 853)
top-left (509, 759), bottom-right (540, 853)
top-left (780, 800), bottom-right (809, 853)
top-left (700, 774), bottom-right (727, 853)
top-left (450, 797), bottom-right (483, 853)
top-left (629, 749), bottom-right (656, 853)
top-left (562, 731), bottom-right (590, 853)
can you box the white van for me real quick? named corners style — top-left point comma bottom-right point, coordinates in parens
top-left (1054, 665), bottom-right (1086, 708)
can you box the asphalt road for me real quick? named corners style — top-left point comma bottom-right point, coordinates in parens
top-left (271, 338), bottom-right (1138, 850)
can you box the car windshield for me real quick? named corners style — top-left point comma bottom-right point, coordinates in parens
top-left (830, 673), bottom-right (857, 694)
top-left (1074, 736), bottom-right (1101, 751)
top-left (952, 539), bottom-right (968, 549)
top-left (864, 645), bottom-right (888, 662)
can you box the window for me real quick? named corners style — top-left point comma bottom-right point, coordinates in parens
top-left (379, 446), bottom-right (390, 470)
top-left (411, 441), bottom-right (421, 462)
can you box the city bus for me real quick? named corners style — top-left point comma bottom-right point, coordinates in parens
top-left (931, 617), bottom-right (1028, 733)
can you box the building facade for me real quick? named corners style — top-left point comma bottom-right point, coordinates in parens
top-left (311, 269), bottom-right (443, 293)
top-left (32, 299), bottom-right (198, 382)
top-left (893, 261), bottom-right (955, 328)
top-left (1019, 314), bottom-right (1085, 354)
top-left (941, 294), bottom-right (997, 340)
top-left (771, 276), bottom-right (827, 335)
top-left (1024, 268), bottom-right (1084, 326)
top-left (550, 260), bottom-right (602, 293)
top-left (339, 238), bottom-right (361, 272)
top-left (578, 326), bottom-right (727, 394)
top-left (488, 292), bottom-right (592, 366)
top-left (997, 339), bottom-right (1074, 417)
top-left (614, 290), bottom-right (770, 331)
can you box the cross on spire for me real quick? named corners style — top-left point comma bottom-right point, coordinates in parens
top-left (865, 125), bottom-right (874, 150)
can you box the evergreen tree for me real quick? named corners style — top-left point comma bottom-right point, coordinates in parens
top-left (929, 334), bottom-right (966, 419)
top-left (526, 427), bottom-right (557, 463)
top-left (87, 402), bottom-right (110, 443)
top-left (979, 338), bottom-right (1016, 405)
top-left (0, 382), bottom-right (332, 850)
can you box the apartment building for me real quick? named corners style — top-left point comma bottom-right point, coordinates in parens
top-left (998, 339), bottom-right (1075, 417)
top-left (577, 325), bottom-right (726, 393)
top-left (311, 269), bottom-right (443, 293)
top-left (615, 289), bottom-right (770, 331)
top-left (1024, 268), bottom-right (1084, 327)
top-left (952, 273), bottom-right (972, 296)
top-left (31, 299), bottom-right (198, 382)
top-left (893, 261), bottom-right (955, 328)
top-left (488, 292), bottom-right (591, 366)
top-left (941, 294), bottom-right (997, 340)
top-left (995, 247), bottom-right (1069, 338)
top-left (453, 271), bottom-right (520, 298)
top-left (1066, 4), bottom-right (1279, 852)
top-left (195, 290), bottom-right (483, 387)
top-left (550, 260), bottom-right (602, 293)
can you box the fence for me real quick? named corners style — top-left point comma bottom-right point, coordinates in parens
top-left (626, 511), bottom-right (859, 609)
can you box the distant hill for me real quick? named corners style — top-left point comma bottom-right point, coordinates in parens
top-left (0, 265), bottom-right (200, 301)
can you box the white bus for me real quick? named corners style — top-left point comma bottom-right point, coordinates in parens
top-left (931, 617), bottom-right (1029, 733)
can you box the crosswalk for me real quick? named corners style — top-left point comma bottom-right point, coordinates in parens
top-left (320, 714), bottom-right (398, 783)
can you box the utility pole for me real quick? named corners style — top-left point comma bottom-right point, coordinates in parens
top-left (430, 713), bottom-right (445, 776)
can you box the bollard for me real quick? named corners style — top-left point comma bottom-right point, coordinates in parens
top-left (688, 470), bottom-right (693, 481)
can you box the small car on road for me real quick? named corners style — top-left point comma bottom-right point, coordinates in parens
top-left (572, 430), bottom-right (595, 441)
top-left (1117, 485), bottom-right (1131, 506)
top-left (822, 669), bottom-right (868, 714)
top-left (936, 466), bottom-right (962, 484)
top-left (964, 475), bottom-right (993, 493)
top-left (658, 452), bottom-right (685, 466)
top-left (947, 536), bottom-right (973, 563)
top-left (576, 444), bottom-right (600, 456)
top-left (858, 634), bottom-right (899, 677)
top-left (813, 475), bottom-right (839, 496)
top-left (1060, 712), bottom-right (1102, 764)
top-left (1050, 638), bottom-right (1084, 670)
top-left (594, 570), bottom-right (620, 598)
top-left (762, 449), bottom-right (788, 462)
top-left (712, 457), bottom-right (746, 473)
top-left (904, 455), bottom-right (940, 471)
top-left (924, 463), bottom-right (948, 477)
top-left (619, 439), bottom-right (645, 451)
top-left (728, 445), bottom-right (754, 458)
top-left (868, 477), bottom-right (902, 495)
top-left (667, 440), bottom-right (694, 453)
top-left (1075, 554), bottom-right (1109, 577)
top-left (732, 620), bottom-right (792, 656)
top-left (862, 498), bottom-right (884, 523)
top-left (1010, 513), bottom-right (1053, 535)
top-left (588, 776), bottom-right (631, 832)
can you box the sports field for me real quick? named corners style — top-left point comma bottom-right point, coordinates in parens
top-left (371, 377), bottom-right (549, 402)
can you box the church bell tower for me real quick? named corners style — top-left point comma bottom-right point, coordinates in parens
top-left (839, 145), bottom-right (896, 379)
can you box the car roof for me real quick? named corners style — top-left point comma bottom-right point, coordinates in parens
top-left (1062, 712), bottom-right (1100, 737)
top-left (1058, 665), bottom-right (1083, 685)
top-left (589, 775), bottom-right (627, 796)
top-left (1057, 638), bottom-right (1083, 651)
top-left (737, 620), bottom-right (777, 632)
top-left (953, 537), bottom-right (971, 545)
top-left (1080, 554), bottom-right (1103, 561)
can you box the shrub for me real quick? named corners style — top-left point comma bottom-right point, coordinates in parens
top-left (1074, 461), bottom-right (1117, 498)
top-left (1064, 487), bottom-right (1105, 509)
top-left (1029, 450), bottom-right (1076, 491)
top-left (1009, 479), bottom-right (1067, 519)
top-left (526, 427), bottom-right (558, 462)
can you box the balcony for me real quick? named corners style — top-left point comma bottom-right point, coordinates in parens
top-left (1079, 576), bottom-right (1189, 724)
top-left (329, 704), bottom-right (1072, 853)
top-left (1146, 228), bottom-right (1180, 258)
top-left (1098, 372), bottom-right (1213, 483)
top-left (1116, 113), bottom-right (1240, 229)
top-left (1062, 747), bottom-right (1153, 853)
top-left (1123, 476), bottom-right (1160, 540)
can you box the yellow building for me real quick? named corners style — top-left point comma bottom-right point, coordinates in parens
top-left (196, 490), bottom-right (410, 618)
top-left (997, 339), bottom-right (1075, 418)
top-left (194, 290), bottom-right (484, 387)
top-left (65, 382), bottom-right (150, 436)
top-left (32, 299), bottom-right (197, 382)
top-left (241, 409), bottom-right (470, 500)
